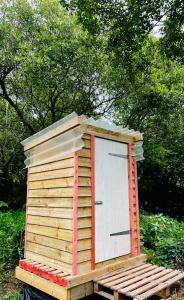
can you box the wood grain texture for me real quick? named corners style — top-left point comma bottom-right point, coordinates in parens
top-left (27, 207), bottom-right (91, 218)
top-left (27, 224), bottom-right (73, 242)
top-left (27, 215), bottom-right (91, 230)
top-left (29, 158), bottom-right (74, 174)
top-left (15, 267), bottom-right (68, 300)
top-left (28, 187), bottom-right (91, 198)
top-left (24, 115), bottom-right (82, 151)
top-left (25, 251), bottom-right (72, 272)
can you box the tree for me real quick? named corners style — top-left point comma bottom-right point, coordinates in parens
top-left (113, 37), bottom-right (184, 218)
top-left (0, 101), bottom-right (26, 208)
top-left (0, 0), bottom-right (118, 135)
top-left (0, 0), bottom-right (126, 207)
top-left (65, 0), bottom-right (184, 63)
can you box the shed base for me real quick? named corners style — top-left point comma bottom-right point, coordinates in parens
top-left (15, 254), bottom-right (146, 300)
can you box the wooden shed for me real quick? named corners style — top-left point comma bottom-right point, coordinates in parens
top-left (15, 112), bottom-right (147, 299)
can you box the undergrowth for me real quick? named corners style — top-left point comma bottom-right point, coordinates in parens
top-left (140, 213), bottom-right (184, 269)
top-left (0, 211), bottom-right (25, 272)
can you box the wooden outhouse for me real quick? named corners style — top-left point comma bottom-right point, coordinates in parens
top-left (16, 112), bottom-right (147, 299)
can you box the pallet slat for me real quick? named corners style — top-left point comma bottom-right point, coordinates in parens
top-left (126, 270), bottom-right (181, 298)
top-left (98, 264), bottom-right (151, 285)
top-left (104, 265), bottom-right (157, 288)
top-left (119, 268), bottom-right (170, 293)
top-left (135, 273), bottom-right (184, 300)
top-left (94, 263), bottom-right (184, 300)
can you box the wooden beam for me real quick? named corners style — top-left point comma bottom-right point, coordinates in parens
top-left (23, 116), bottom-right (83, 151)
top-left (67, 254), bottom-right (147, 288)
top-left (81, 124), bottom-right (143, 144)
top-left (15, 267), bottom-right (68, 300)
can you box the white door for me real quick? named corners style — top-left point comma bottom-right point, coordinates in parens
top-left (95, 137), bottom-right (130, 263)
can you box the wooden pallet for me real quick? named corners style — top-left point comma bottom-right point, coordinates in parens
top-left (19, 259), bottom-right (71, 287)
top-left (94, 263), bottom-right (184, 300)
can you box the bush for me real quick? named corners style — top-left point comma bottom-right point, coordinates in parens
top-left (140, 213), bottom-right (184, 269)
top-left (0, 211), bottom-right (25, 270)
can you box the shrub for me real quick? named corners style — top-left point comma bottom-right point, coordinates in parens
top-left (140, 213), bottom-right (184, 269)
top-left (0, 211), bottom-right (25, 270)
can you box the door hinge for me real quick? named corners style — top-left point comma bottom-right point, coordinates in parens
top-left (110, 230), bottom-right (130, 236)
top-left (108, 153), bottom-right (128, 159)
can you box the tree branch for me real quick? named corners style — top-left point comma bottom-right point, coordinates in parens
top-left (0, 80), bottom-right (36, 134)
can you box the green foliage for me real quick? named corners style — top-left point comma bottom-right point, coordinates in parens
top-left (70, 0), bottom-right (184, 63)
top-left (0, 211), bottom-right (25, 269)
top-left (140, 213), bottom-right (184, 268)
top-left (0, 292), bottom-right (22, 300)
top-left (114, 37), bottom-right (184, 218)
top-left (0, 0), bottom-right (113, 208)
top-left (0, 201), bottom-right (8, 210)
top-left (0, 0), bottom-right (183, 216)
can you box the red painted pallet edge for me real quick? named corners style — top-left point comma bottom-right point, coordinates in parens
top-left (19, 261), bottom-right (68, 287)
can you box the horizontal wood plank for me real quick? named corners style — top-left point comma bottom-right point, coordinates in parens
top-left (28, 197), bottom-right (92, 208)
top-left (78, 149), bottom-right (91, 158)
top-left (15, 267), bottom-right (68, 300)
top-left (83, 139), bottom-right (90, 149)
top-left (27, 242), bottom-right (91, 264)
top-left (26, 232), bottom-right (73, 253)
top-left (28, 207), bottom-right (91, 218)
top-left (27, 215), bottom-right (91, 229)
top-left (27, 241), bottom-right (73, 264)
top-left (28, 187), bottom-right (91, 198)
top-left (27, 224), bottom-right (73, 242)
top-left (28, 197), bottom-right (73, 208)
top-left (29, 167), bottom-right (90, 181)
top-left (29, 158), bottom-right (74, 174)
top-left (77, 261), bottom-right (91, 274)
top-left (28, 207), bottom-right (73, 219)
top-left (25, 251), bottom-right (72, 273)
top-left (29, 177), bottom-right (91, 189)
top-left (78, 157), bottom-right (91, 167)
top-left (78, 228), bottom-right (91, 240)
top-left (29, 168), bottom-right (74, 181)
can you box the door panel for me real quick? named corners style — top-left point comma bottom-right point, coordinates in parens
top-left (95, 137), bottom-right (130, 263)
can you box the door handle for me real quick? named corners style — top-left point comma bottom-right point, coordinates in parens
top-left (95, 201), bottom-right (103, 205)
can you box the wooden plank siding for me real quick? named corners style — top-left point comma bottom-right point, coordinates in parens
top-left (75, 135), bottom-right (92, 274)
top-left (26, 153), bottom-right (76, 273)
top-left (25, 132), bottom-right (139, 275)
top-left (25, 135), bottom-right (93, 274)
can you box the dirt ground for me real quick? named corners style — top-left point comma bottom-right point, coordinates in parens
top-left (0, 270), bottom-right (183, 299)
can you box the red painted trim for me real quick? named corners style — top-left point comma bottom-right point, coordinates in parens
top-left (128, 144), bottom-right (135, 257)
top-left (24, 168), bottom-right (29, 258)
top-left (134, 159), bottom-right (141, 255)
top-left (72, 151), bottom-right (78, 275)
top-left (19, 261), bottom-right (68, 287)
top-left (90, 135), bottom-right (95, 269)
